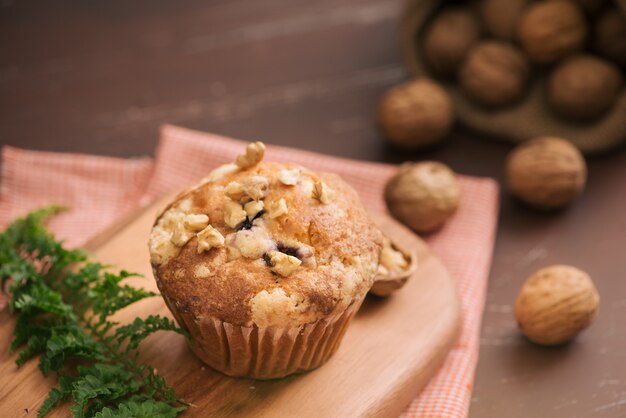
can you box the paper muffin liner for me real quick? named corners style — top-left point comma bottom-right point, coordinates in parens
top-left (163, 295), bottom-right (363, 379)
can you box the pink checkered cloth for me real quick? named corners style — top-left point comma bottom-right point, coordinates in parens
top-left (0, 125), bottom-right (498, 417)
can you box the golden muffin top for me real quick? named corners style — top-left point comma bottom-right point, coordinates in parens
top-left (148, 142), bottom-right (383, 328)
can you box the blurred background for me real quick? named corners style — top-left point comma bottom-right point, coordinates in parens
top-left (1, 1), bottom-right (626, 417)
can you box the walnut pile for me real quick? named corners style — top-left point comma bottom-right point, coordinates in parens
top-left (401, 0), bottom-right (626, 126)
top-left (506, 137), bottom-right (586, 209)
top-left (384, 161), bottom-right (460, 233)
top-left (422, 7), bottom-right (481, 76)
top-left (459, 41), bottom-right (530, 107)
top-left (515, 265), bottom-right (599, 346)
top-left (377, 79), bottom-right (454, 149)
top-left (517, 0), bottom-right (587, 64)
top-left (548, 54), bottom-right (624, 121)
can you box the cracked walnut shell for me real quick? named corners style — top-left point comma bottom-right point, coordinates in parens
top-left (515, 265), bottom-right (599, 346)
top-left (506, 137), bottom-right (586, 210)
top-left (384, 161), bottom-right (460, 233)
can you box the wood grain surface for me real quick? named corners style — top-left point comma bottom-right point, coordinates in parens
top-left (0, 197), bottom-right (461, 417)
top-left (2, 1), bottom-right (626, 416)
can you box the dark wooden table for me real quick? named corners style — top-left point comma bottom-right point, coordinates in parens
top-left (2, 1), bottom-right (625, 417)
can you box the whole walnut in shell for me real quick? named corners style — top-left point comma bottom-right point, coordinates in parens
top-left (515, 265), bottom-right (599, 346)
top-left (423, 7), bottom-right (481, 76)
top-left (548, 54), bottom-right (624, 121)
top-left (506, 137), bottom-right (586, 210)
top-left (459, 41), bottom-right (530, 107)
top-left (480, 0), bottom-right (528, 40)
top-left (384, 161), bottom-right (460, 233)
top-left (517, 0), bottom-right (587, 64)
top-left (377, 79), bottom-right (454, 149)
top-left (594, 8), bottom-right (626, 68)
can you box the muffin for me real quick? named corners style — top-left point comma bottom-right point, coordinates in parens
top-left (148, 142), bottom-right (384, 379)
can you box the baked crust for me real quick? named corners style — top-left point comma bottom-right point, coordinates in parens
top-left (149, 160), bottom-right (382, 328)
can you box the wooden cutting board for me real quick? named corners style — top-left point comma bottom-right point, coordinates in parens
top-left (0, 196), bottom-right (461, 418)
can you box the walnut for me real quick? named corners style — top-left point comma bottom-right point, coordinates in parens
top-left (244, 200), bottom-right (264, 219)
top-left (267, 198), bottom-right (288, 219)
top-left (235, 141), bottom-right (266, 168)
top-left (517, 0), bottom-right (587, 64)
top-left (170, 225), bottom-right (193, 247)
top-left (170, 213), bottom-right (209, 247)
top-left (276, 239), bottom-right (317, 268)
top-left (593, 8), bottom-right (626, 69)
top-left (150, 208), bottom-right (194, 264)
top-left (514, 265), bottom-right (599, 346)
top-left (384, 161), bottom-right (461, 233)
top-left (371, 236), bottom-right (416, 297)
top-left (196, 225), bottom-right (225, 254)
top-left (278, 168), bottom-right (300, 186)
top-left (183, 214), bottom-right (210, 231)
top-left (506, 137), bottom-right (586, 210)
top-left (312, 180), bottom-right (335, 204)
top-left (377, 79), bottom-right (454, 149)
top-left (548, 54), bottom-right (623, 121)
top-left (268, 251), bottom-right (302, 277)
top-left (422, 7), bottom-right (481, 76)
top-left (480, 0), bottom-right (528, 40)
top-left (224, 181), bottom-right (244, 200)
top-left (225, 176), bottom-right (269, 201)
top-left (379, 237), bottom-right (409, 274)
top-left (223, 200), bottom-right (247, 228)
top-left (232, 224), bottom-right (275, 259)
top-left (459, 41), bottom-right (530, 108)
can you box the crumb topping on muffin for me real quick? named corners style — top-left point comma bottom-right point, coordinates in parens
top-left (149, 142), bottom-right (383, 328)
